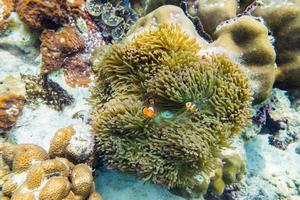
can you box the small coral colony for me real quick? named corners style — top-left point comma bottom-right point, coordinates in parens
top-left (0, 0), bottom-right (299, 199)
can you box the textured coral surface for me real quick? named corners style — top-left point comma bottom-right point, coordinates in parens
top-left (0, 141), bottom-right (101, 199)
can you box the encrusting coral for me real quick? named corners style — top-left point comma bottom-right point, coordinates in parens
top-left (40, 25), bottom-right (85, 74)
top-left (0, 76), bottom-right (26, 134)
top-left (15, 0), bottom-right (82, 29)
top-left (0, 136), bottom-right (101, 199)
top-left (90, 24), bottom-right (252, 194)
top-left (21, 74), bottom-right (74, 111)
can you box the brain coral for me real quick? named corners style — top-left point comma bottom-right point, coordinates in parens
top-left (0, 141), bottom-right (102, 199)
top-left (90, 24), bottom-right (252, 191)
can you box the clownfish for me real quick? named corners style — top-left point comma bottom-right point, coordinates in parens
top-left (143, 98), bottom-right (156, 118)
top-left (185, 102), bottom-right (199, 112)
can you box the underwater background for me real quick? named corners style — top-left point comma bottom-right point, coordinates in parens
top-left (0, 0), bottom-right (300, 200)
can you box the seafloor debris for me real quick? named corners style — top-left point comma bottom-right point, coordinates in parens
top-left (0, 76), bottom-right (26, 134)
top-left (49, 124), bottom-right (95, 165)
top-left (21, 74), bottom-right (74, 111)
top-left (90, 24), bottom-right (252, 197)
top-left (0, 143), bottom-right (102, 199)
top-left (86, 0), bottom-right (138, 42)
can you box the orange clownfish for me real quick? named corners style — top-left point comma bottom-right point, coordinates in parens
top-left (185, 102), bottom-right (199, 112)
top-left (143, 98), bottom-right (156, 118)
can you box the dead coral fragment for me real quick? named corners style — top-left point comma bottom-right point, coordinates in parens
top-left (21, 74), bottom-right (74, 111)
top-left (16, 0), bottom-right (68, 29)
top-left (91, 24), bottom-right (252, 192)
top-left (0, 142), bottom-right (102, 200)
top-left (40, 25), bottom-right (85, 74)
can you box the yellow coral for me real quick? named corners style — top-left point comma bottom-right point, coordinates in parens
top-left (1, 141), bottom-right (101, 199)
top-left (12, 144), bottom-right (48, 173)
top-left (71, 164), bottom-right (93, 198)
top-left (39, 176), bottom-right (71, 200)
top-left (49, 125), bottom-right (76, 158)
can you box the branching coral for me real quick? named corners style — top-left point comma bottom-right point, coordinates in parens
top-left (0, 141), bottom-right (101, 199)
top-left (0, 76), bottom-right (26, 134)
top-left (21, 74), bottom-right (74, 111)
top-left (90, 24), bottom-right (252, 193)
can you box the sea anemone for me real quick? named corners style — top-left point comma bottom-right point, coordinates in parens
top-left (90, 24), bottom-right (252, 190)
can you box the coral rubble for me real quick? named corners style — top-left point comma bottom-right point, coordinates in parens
top-left (0, 137), bottom-right (101, 199)
top-left (90, 23), bottom-right (252, 196)
top-left (21, 74), bottom-right (74, 111)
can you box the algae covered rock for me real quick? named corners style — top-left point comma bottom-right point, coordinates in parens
top-left (90, 23), bottom-right (252, 195)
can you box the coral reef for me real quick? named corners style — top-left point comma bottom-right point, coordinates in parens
top-left (86, 0), bottom-right (138, 43)
top-left (253, 0), bottom-right (300, 89)
top-left (15, 0), bottom-right (76, 29)
top-left (210, 154), bottom-right (246, 196)
top-left (0, 0), bottom-right (14, 31)
top-left (127, 5), bottom-right (207, 46)
top-left (49, 124), bottom-right (95, 165)
top-left (40, 25), bottom-right (85, 74)
top-left (0, 75), bottom-right (25, 134)
top-left (130, 2), bottom-right (300, 102)
top-left (21, 74), bottom-right (74, 111)
top-left (249, 89), bottom-right (300, 150)
top-left (90, 23), bottom-right (252, 195)
top-left (213, 16), bottom-right (276, 103)
top-left (0, 142), bottom-right (102, 200)
top-left (63, 55), bottom-right (92, 88)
